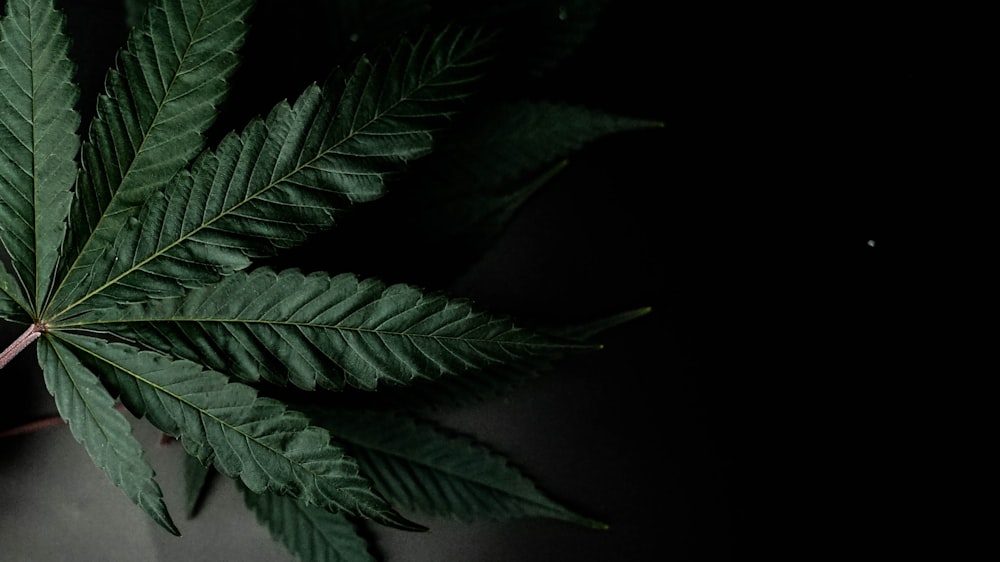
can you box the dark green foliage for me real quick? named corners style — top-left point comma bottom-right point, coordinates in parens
top-left (0, 0), bottom-right (658, 560)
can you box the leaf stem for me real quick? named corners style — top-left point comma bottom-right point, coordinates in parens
top-left (0, 324), bottom-right (44, 369)
top-left (0, 403), bottom-right (130, 439)
top-left (0, 412), bottom-right (66, 438)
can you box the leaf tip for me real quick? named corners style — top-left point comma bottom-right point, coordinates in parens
top-left (382, 509), bottom-right (430, 532)
top-left (401, 519), bottom-right (431, 533)
top-left (159, 517), bottom-right (182, 537)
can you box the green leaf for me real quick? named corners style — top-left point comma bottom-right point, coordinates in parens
top-left (0, 3), bottom-right (658, 558)
top-left (1, 261), bottom-right (27, 319)
top-left (315, 408), bottom-right (605, 528)
top-left (406, 101), bottom-right (659, 260)
top-left (364, 307), bottom-right (651, 411)
top-left (432, 101), bottom-right (659, 186)
top-left (54, 331), bottom-right (424, 531)
top-left (553, 306), bottom-right (654, 341)
top-left (0, 0), bottom-right (80, 313)
top-left (47, 25), bottom-right (493, 317)
top-left (343, 359), bottom-right (558, 413)
top-left (242, 486), bottom-right (378, 562)
top-left (59, 268), bottom-right (595, 391)
top-left (182, 451), bottom-right (213, 518)
top-left (48, 0), bottom-right (253, 316)
top-left (440, 158), bottom-right (568, 243)
top-left (384, 159), bottom-right (567, 281)
top-left (36, 335), bottom-right (178, 535)
top-left (326, 101), bottom-right (660, 284)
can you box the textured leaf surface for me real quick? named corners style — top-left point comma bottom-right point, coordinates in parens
top-left (0, 0), bottom-right (80, 312)
top-left (36, 335), bottom-right (177, 535)
top-left (61, 268), bottom-right (593, 391)
top-left (54, 332), bottom-right (422, 531)
top-left (344, 359), bottom-right (558, 413)
top-left (242, 486), bottom-right (377, 562)
top-left (359, 308), bottom-right (650, 411)
top-left (48, 26), bottom-right (492, 317)
top-left (315, 408), bottom-right (603, 527)
top-left (49, 0), bottom-right (252, 316)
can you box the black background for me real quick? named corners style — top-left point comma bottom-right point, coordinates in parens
top-left (2, 1), bottom-right (957, 560)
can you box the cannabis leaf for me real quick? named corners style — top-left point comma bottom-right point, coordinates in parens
top-left (326, 100), bottom-right (661, 283)
top-left (46, 23), bottom-right (491, 316)
top-left (182, 446), bottom-right (212, 517)
top-left (243, 486), bottom-right (378, 562)
top-left (36, 335), bottom-right (178, 535)
top-left (57, 331), bottom-right (422, 530)
top-left (66, 268), bottom-right (592, 391)
top-left (1, 0), bottom-right (656, 560)
top-left (314, 408), bottom-right (606, 527)
top-left (0, 0), bottom-right (79, 315)
top-left (48, 0), bottom-right (254, 314)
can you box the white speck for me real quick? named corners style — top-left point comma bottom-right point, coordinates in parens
top-left (558, 6), bottom-right (568, 20)
top-left (867, 240), bottom-right (875, 247)
top-left (349, 32), bottom-right (359, 43)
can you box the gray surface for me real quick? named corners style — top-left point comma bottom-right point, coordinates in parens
top-left (0, 384), bottom-right (290, 562)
